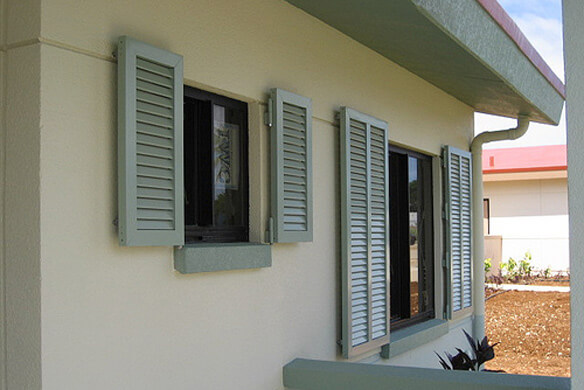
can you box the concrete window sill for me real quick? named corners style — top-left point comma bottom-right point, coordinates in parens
top-left (283, 358), bottom-right (570, 390)
top-left (174, 243), bottom-right (272, 273)
top-left (381, 319), bottom-right (449, 359)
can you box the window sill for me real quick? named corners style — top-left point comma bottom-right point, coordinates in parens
top-left (174, 243), bottom-right (272, 274)
top-left (380, 319), bottom-right (448, 359)
top-left (283, 358), bottom-right (571, 390)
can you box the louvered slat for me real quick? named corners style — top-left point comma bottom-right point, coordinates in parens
top-left (270, 89), bottom-right (313, 242)
top-left (349, 119), bottom-right (369, 347)
top-left (135, 58), bottom-right (176, 232)
top-left (368, 124), bottom-right (387, 340)
top-left (341, 107), bottom-right (389, 358)
top-left (451, 153), bottom-right (463, 312)
top-left (444, 146), bottom-right (473, 315)
top-left (117, 36), bottom-right (184, 246)
top-left (461, 156), bottom-right (473, 309)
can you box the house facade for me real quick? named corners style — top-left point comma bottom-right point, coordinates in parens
top-left (483, 145), bottom-right (569, 273)
top-left (0, 0), bottom-right (566, 389)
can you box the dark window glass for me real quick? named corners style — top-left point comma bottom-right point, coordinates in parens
top-left (390, 146), bottom-right (434, 329)
top-left (183, 86), bottom-right (248, 243)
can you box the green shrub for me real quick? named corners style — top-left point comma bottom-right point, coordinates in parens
top-left (502, 257), bottom-right (518, 278)
top-left (499, 251), bottom-right (533, 281)
top-left (519, 251), bottom-right (533, 277)
top-left (484, 258), bottom-right (492, 282)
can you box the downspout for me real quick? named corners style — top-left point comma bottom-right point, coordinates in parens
top-left (470, 115), bottom-right (530, 341)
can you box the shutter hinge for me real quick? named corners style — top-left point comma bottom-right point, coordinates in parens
top-left (334, 111), bottom-right (341, 127)
top-left (112, 217), bottom-right (119, 227)
top-left (264, 97), bottom-right (273, 127)
top-left (266, 216), bottom-right (275, 244)
top-left (336, 339), bottom-right (343, 347)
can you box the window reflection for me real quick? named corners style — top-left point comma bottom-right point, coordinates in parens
top-left (409, 157), bottom-right (419, 316)
top-left (213, 104), bottom-right (244, 227)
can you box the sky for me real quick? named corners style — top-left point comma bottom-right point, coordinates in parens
top-left (474, 0), bottom-right (565, 149)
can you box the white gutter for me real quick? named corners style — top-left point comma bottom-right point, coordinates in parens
top-left (470, 115), bottom-right (530, 341)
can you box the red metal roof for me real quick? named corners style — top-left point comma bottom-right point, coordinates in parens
top-left (482, 145), bottom-right (567, 174)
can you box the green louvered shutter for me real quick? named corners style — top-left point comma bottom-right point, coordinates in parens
top-left (269, 88), bottom-right (313, 243)
top-left (443, 146), bottom-right (473, 316)
top-left (117, 36), bottom-right (184, 246)
top-left (340, 107), bottom-right (390, 358)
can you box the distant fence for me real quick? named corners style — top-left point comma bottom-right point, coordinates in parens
top-left (485, 235), bottom-right (502, 278)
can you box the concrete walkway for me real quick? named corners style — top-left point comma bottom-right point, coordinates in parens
top-left (486, 283), bottom-right (570, 293)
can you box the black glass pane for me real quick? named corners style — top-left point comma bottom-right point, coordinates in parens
top-left (212, 104), bottom-right (245, 227)
top-left (183, 86), bottom-right (249, 243)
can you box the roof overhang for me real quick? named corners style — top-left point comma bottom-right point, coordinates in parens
top-left (285, 0), bottom-right (565, 125)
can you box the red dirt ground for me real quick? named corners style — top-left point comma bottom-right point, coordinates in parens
top-left (485, 289), bottom-right (570, 377)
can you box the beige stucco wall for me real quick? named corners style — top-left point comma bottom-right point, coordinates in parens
top-left (563, 0), bottom-right (584, 387)
top-left (5, 0), bottom-right (475, 388)
top-left (39, 0), bottom-right (473, 154)
top-left (484, 178), bottom-right (569, 271)
top-left (0, 2), bottom-right (5, 388)
top-left (2, 0), bottom-right (43, 389)
top-left (0, 1), bottom-right (5, 387)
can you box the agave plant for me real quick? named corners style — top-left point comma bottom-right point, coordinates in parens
top-left (435, 330), bottom-right (499, 371)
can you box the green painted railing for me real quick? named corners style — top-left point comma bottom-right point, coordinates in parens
top-left (283, 359), bottom-right (570, 390)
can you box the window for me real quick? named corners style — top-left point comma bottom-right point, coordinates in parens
top-left (483, 198), bottom-right (490, 235)
top-left (117, 38), bottom-right (314, 249)
top-left (389, 146), bottom-right (434, 329)
top-left (183, 86), bottom-right (249, 243)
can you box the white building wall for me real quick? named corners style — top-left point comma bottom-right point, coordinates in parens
top-left (5, 0), bottom-right (476, 388)
top-left (484, 178), bottom-right (569, 272)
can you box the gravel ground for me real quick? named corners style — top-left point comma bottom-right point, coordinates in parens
top-left (485, 289), bottom-right (570, 377)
